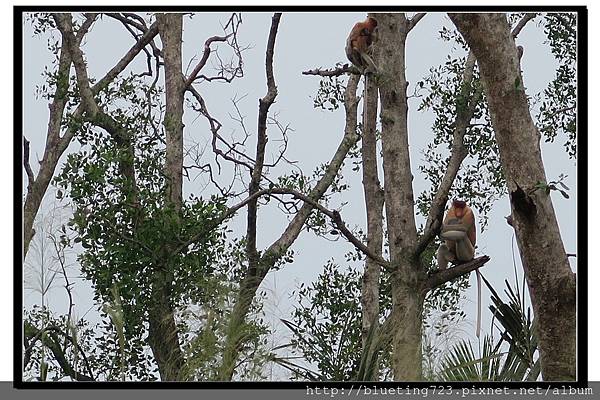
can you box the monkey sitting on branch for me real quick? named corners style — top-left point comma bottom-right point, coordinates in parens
top-left (436, 199), bottom-right (476, 270)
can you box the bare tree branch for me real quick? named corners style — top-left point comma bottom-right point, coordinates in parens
top-left (244, 12), bottom-right (282, 277)
top-left (75, 13), bottom-right (98, 45)
top-left (23, 136), bottom-right (35, 191)
top-left (105, 12), bottom-right (148, 32)
top-left (261, 74), bottom-right (360, 270)
top-left (90, 20), bottom-right (159, 95)
top-left (302, 65), bottom-right (355, 77)
top-left (187, 86), bottom-right (256, 172)
top-left (184, 35), bottom-right (230, 88)
top-left (184, 13), bottom-right (243, 88)
top-left (511, 13), bottom-right (537, 38)
top-left (408, 13), bottom-right (426, 32)
top-left (194, 187), bottom-right (391, 269)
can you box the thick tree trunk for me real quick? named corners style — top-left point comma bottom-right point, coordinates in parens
top-left (449, 13), bottom-right (576, 381)
top-left (390, 274), bottom-right (425, 380)
top-left (372, 13), bottom-right (424, 380)
top-left (360, 73), bottom-right (384, 343)
top-left (147, 275), bottom-right (185, 380)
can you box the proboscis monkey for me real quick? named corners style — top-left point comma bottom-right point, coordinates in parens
top-left (345, 17), bottom-right (378, 72)
top-left (345, 16), bottom-right (378, 136)
top-left (436, 199), bottom-right (482, 337)
top-left (436, 199), bottom-right (476, 270)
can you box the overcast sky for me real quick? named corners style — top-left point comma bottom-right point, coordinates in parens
top-left (22, 11), bottom-right (578, 377)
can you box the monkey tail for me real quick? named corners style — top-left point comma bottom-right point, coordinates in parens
top-left (476, 269), bottom-right (482, 338)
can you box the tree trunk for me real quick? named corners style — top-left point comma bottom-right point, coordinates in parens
top-left (24, 15), bottom-right (159, 260)
top-left (24, 158), bottom-right (58, 259)
top-left (372, 13), bottom-right (424, 380)
top-left (218, 75), bottom-right (361, 380)
top-left (158, 14), bottom-right (185, 209)
top-left (449, 13), bottom-right (576, 381)
top-left (23, 38), bottom-right (72, 259)
top-left (147, 275), bottom-right (185, 380)
top-left (360, 71), bottom-right (384, 343)
top-left (148, 13), bottom-right (187, 381)
top-left (390, 274), bottom-right (425, 380)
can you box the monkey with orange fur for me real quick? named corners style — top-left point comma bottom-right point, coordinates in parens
top-left (436, 199), bottom-right (476, 270)
top-left (345, 17), bottom-right (378, 72)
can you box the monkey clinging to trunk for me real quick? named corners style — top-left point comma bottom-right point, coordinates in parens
top-left (436, 199), bottom-right (476, 270)
top-left (345, 16), bottom-right (378, 73)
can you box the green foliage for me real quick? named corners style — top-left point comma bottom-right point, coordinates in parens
top-left (275, 260), bottom-right (393, 381)
top-left (438, 277), bottom-right (540, 382)
top-left (26, 13), bottom-right (57, 36)
top-left (532, 173), bottom-right (571, 199)
top-left (286, 261), bottom-right (364, 380)
top-left (52, 74), bottom-right (235, 377)
top-left (416, 54), bottom-right (505, 229)
top-left (537, 13), bottom-right (577, 158)
top-left (180, 287), bottom-right (273, 381)
top-left (354, 322), bottom-right (383, 381)
top-left (313, 74), bottom-right (347, 111)
top-left (23, 305), bottom-right (158, 381)
top-left (103, 285), bottom-right (126, 381)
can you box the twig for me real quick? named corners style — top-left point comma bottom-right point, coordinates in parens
top-left (23, 136), bottom-right (35, 191)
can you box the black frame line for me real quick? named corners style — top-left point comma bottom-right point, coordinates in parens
top-left (14, 5), bottom-right (588, 389)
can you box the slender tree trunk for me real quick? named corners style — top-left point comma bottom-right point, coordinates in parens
top-left (372, 13), bottom-right (424, 380)
top-left (148, 13), bottom-right (186, 381)
top-left (24, 15), bottom-right (159, 260)
top-left (360, 71), bottom-right (384, 343)
top-left (23, 39), bottom-right (72, 259)
top-left (218, 13), bottom-right (282, 381)
top-left (159, 14), bottom-right (185, 210)
top-left (449, 13), bottom-right (576, 381)
top-left (24, 159), bottom-right (58, 259)
top-left (218, 75), bottom-right (361, 380)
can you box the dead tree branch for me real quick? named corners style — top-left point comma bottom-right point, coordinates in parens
top-left (302, 64), bottom-right (355, 77)
top-left (408, 13), bottom-right (427, 32)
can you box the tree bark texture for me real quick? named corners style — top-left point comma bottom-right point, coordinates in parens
top-left (360, 69), bottom-right (384, 344)
top-left (148, 13), bottom-right (187, 381)
top-left (23, 28), bottom-right (73, 259)
top-left (372, 13), bottom-right (424, 381)
top-left (158, 14), bottom-right (185, 209)
top-left (449, 13), bottom-right (576, 381)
